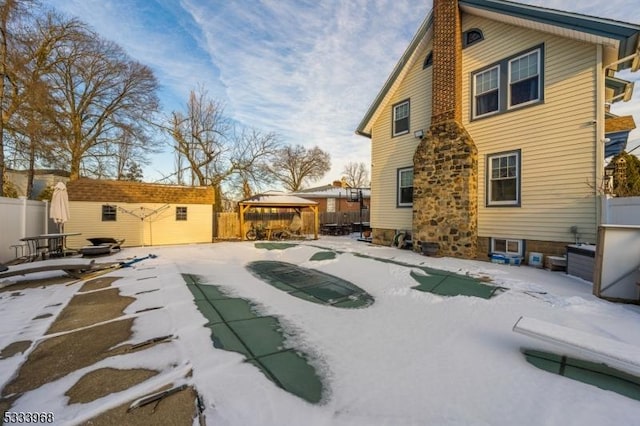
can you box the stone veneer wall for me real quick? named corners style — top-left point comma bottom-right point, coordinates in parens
top-left (413, 121), bottom-right (478, 258)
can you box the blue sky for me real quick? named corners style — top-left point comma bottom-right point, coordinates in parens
top-left (47, 0), bottom-right (639, 185)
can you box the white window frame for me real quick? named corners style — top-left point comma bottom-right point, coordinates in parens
top-left (491, 238), bottom-right (523, 256)
top-left (393, 100), bottom-right (410, 136)
top-left (473, 65), bottom-right (500, 118)
top-left (397, 167), bottom-right (413, 207)
top-left (176, 206), bottom-right (188, 221)
top-left (101, 205), bottom-right (117, 222)
top-left (326, 198), bottom-right (336, 213)
top-left (487, 150), bottom-right (520, 206)
top-left (508, 49), bottom-right (540, 109)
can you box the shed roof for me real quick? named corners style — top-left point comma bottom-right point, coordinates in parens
top-left (67, 179), bottom-right (215, 204)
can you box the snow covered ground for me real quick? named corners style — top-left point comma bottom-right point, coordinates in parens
top-left (2, 237), bottom-right (640, 425)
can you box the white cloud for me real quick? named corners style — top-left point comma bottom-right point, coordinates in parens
top-left (46, 0), bottom-right (640, 181)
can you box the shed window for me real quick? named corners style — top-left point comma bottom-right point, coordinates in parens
top-left (102, 205), bottom-right (117, 221)
top-left (176, 206), bottom-right (187, 221)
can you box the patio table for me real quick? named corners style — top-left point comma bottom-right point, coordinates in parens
top-left (39, 232), bottom-right (81, 257)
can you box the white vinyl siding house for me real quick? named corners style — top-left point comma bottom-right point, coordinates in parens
top-left (357, 0), bottom-right (639, 256)
top-left (370, 40), bottom-right (433, 231)
top-left (462, 15), bottom-right (600, 244)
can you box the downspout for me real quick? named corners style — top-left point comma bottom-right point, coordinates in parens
top-left (596, 44), bottom-right (605, 226)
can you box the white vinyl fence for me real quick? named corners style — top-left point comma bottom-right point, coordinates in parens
top-left (0, 197), bottom-right (50, 264)
top-left (601, 195), bottom-right (640, 225)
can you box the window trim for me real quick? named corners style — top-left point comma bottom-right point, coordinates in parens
top-left (508, 48), bottom-right (541, 110)
top-left (463, 28), bottom-right (484, 48)
top-left (392, 99), bottom-right (410, 137)
top-left (491, 238), bottom-right (523, 256)
top-left (471, 44), bottom-right (544, 121)
top-left (486, 149), bottom-right (521, 207)
top-left (176, 206), bottom-right (187, 221)
top-left (473, 64), bottom-right (500, 119)
top-left (423, 51), bottom-right (433, 69)
top-left (101, 204), bottom-right (117, 222)
top-left (397, 166), bottom-right (413, 208)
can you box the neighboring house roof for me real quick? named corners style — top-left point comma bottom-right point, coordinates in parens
top-left (605, 115), bottom-right (637, 133)
top-left (355, 0), bottom-right (640, 137)
top-left (67, 179), bottom-right (215, 204)
top-left (239, 194), bottom-right (318, 207)
top-left (605, 115), bottom-right (637, 157)
top-left (291, 186), bottom-right (371, 199)
top-left (7, 168), bottom-right (71, 177)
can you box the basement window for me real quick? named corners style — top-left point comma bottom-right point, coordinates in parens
top-left (491, 238), bottom-right (523, 256)
top-left (392, 99), bottom-right (410, 136)
top-left (102, 205), bottom-right (117, 221)
top-left (176, 206), bottom-right (187, 221)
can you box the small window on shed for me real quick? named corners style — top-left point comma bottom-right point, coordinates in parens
top-left (423, 51), bottom-right (433, 69)
top-left (463, 28), bottom-right (484, 48)
top-left (176, 206), bottom-right (187, 221)
top-left (102, 205), bottom-right (117, 221)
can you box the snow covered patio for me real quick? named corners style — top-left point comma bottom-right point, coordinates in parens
top-left (2, 237), bottom-right (640, 425)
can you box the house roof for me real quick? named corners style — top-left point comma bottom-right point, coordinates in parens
top-left (603, 115), bottom-right (636, 157)
top-left (605, 115), bottom-right (637, 133)
top-left (67, 179), bottom-right (215, 204)
top-left (355, 0), bottom-right (640, 137)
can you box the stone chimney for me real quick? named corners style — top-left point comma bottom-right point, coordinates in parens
top-left (412, 0), bottom-right (478, 258)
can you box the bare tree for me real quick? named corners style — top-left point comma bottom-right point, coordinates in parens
top-left (268, 145), bottom-right (331, 192)
top-left (43, 25), bottom-right (160, 180)
top-left (168, 86), bottom-right (281, 202)
top-left (5, 13), bottom-right (85, 197)
top-left (342, 161), bottom-right (370, 188)
top-left (0, 0), bottom-right (37, 195)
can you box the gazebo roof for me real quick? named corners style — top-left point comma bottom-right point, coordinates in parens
top-left (239, 194), bottom-right (318, 207)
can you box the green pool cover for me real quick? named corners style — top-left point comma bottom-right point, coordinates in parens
top-left (409, 270), bottom-right (503, 299)
top-left (254, 242), bottom-right (297, 250)
top-left (182, 274), bottom-right (323, 403)
top-left (523, 349), bottom-right (640, 401)
top-left (246, 261), bottom-right (374, 308)
top-left (351, 252), bottom-right (503, 299)
top-left (309, 251), bottom-right (337, 261)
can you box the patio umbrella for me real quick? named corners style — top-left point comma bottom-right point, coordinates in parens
top-left (50, 181), bottom-right (70, 233)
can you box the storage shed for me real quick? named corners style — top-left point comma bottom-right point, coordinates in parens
top-left (66, 179), bottom-right (215, 248)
